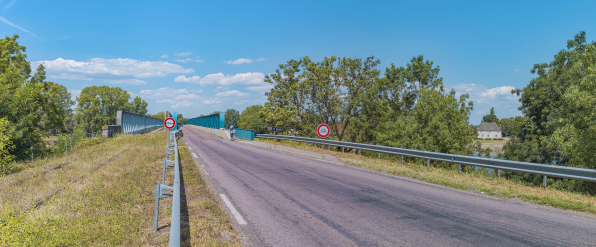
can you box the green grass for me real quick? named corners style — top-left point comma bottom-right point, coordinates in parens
top-left (0, 130), bottom-right (242, 246)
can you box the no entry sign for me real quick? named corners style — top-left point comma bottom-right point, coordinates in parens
top-left (164, 117), bottom-right (176, 129)
top-left (317, 123), bottom-right (330, 138)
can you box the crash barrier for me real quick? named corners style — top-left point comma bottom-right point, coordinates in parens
top-left (117, 110), bottom-right (163, 134)
top-left (234, 128), bottom-right (255, 141)
top-left (154, 130), bottom-right (182, 246)
top-left (184, 112), bottom-right (225, 129)
top-left (255, 134), bottom-right (596, 188)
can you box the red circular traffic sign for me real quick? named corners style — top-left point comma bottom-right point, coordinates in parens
top-left (317, 123), bottom-right (330, 138)
top-left (164, 117), bottom-right (176, 129)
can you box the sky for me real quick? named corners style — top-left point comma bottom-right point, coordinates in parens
top-left (2, 0), bottom-right (596, 125)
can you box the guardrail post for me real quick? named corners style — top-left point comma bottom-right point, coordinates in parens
top-left (401, 156), bottom-right (403, 164)
top-left (543, 175), bottom-right (547, 188)
top-left (427, 159), bottom-right (430, 168)
top-left (458, 164), bottom-right (461, 174)
top-left (342, 147), bottom-right (344, 153)
top-left (358, 150), bottom-right (361, 155)
top-left (497, 169), bottom-right (500, 179)
top-left (378, 153), bottom-right (380, 159)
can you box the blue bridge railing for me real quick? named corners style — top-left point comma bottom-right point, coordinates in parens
top-left (117, 110), bottom-right (162, 134)
top-left (185, 113), bottom-right (225, 129)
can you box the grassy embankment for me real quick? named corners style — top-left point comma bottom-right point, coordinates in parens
top-left (255, 138), bottom-right (596, 215)
top-left (1, 130), bottom-right (241, 246)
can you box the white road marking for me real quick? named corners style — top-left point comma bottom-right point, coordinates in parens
top-left (220, 194), bottom-right (247, 225)
top-left (192, 153), bottom-right (198, 158)
top-left (202, 169), bottom-right (209, 175)
top-left (201, 165), bottom-right (204, 168)
top-left (188, 146), bottom-right (192, 150)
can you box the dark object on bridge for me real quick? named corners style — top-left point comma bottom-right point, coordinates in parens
top-left (102, 125), bottom-right (121, 138)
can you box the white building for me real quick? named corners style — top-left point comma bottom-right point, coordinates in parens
top-left (477, 122), bottom-right (502, 139)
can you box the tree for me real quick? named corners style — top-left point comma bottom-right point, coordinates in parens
top-left (147, 112), bottom-right (166, 121)
top-left (481, 107), bottom-right (500, 125)
top-left (130, 96), bottom-right (148, 115)
top-left (239, 105), bottom-right (266, 133)
top-left (74, 86), bottom-right (133, 132)
top-left (264, 56), bottom-right (381, 140)
top-left (209, 111), bottom-right (221, 115)
top-left (176, 113), bottom-right (187, 125)
top-left (224, 109), bottom-right (240, 128)
top-left (501, 31), bottom-right (596, 193)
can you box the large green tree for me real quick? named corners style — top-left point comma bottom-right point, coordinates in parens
top-left (224, 109), bottom-right (240, 128)
top-left (1, 35), bottom-right (73, 162)
top-left (502, 31), bottom-right (596, 193)
top-left (130, 96), bottom-right (148, 115)
top-left (74, 86), bottom-right (133, 132)
top-left (239, 105), bottom-right (266, 134)
top-left (481, 107), bottom-right (500, 126)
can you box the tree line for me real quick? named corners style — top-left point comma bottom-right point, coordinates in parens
top-left (1, 35), bottom-right (152, 170)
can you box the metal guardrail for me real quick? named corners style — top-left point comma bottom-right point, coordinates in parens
top-left (256, 134), bottom-right (596, 187)
top-left (154, 130), bottom-right (181, 246)
top-left (185, 112), bottom-right (225, 129)
top-left (117, 110), bottom-right (163, 134)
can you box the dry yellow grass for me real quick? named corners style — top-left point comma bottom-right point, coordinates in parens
top-left (256, 138), bottom-right (596, 215)
top-left (0, 130), bottom-right (241, 246)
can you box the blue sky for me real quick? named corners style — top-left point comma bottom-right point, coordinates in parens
top-left (2, 0), bottom-right (595, 124)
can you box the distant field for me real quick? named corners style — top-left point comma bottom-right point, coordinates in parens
top-left (477, 139), bottom-right (509, 153)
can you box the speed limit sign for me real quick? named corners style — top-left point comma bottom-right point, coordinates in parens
top-left (317, 123), bottom-right (330, 138)
top-left (164, 117), bottom-right (176, 130)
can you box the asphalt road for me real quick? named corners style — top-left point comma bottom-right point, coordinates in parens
top-left (181, 126), bottom-right (596, 247)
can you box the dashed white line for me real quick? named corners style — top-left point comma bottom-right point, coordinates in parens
top-left (220, 194), bottom-right (247, 225)
top-left (202, 169), bottom-right (209, 176)
top-left (192, 153), bottom-right (198, 158)
top-left (188, 146), bottom-right (192, 150)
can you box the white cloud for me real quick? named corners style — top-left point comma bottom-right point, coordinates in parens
top-left (176, 58), bottom-right (193, 63)
top-left (174, 72), bottom-right (265, 86)
top-left (108, 79), bottom-right (147, 85)
top-left (204, 99), bottom-right (222, 104)
top-left (0, 15), bottom-right (36, 37)
top-left (161, 55), bottom-right (168, 58)
top-left (215, 90), bottom-right (248, 97)
top-left (256, 58), bottom-right (265, 62)
top-left (514, 69), bottom-right (520, 72)
top-left (247, 85), bottom-right (273, 92)
top-left (224, 58), bottom-right (254, 64)
top-left (140, 87), bottom-right (202, 109)
top-left (174, 75), bottom-right (201, 84)
top-left (33, 58), bottom-right (194, 80)
top-left (174, 52), bottom-right (191, 56)
top-left (190, 89), bottom-right (204, 93)
top-left (480, 86), bottom-right (516, 98)
top-left (195, 56), bottom-right (205, 62)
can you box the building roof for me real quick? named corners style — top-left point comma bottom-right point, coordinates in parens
top-left (477, 122), bottom-right (501, 131)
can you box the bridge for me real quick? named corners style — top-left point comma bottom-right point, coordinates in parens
top-left (115, 111), bottom-right (596, 246)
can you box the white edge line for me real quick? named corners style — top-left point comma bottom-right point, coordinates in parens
top-left (219, 194), bottom-right (247, 225)
top-left (192, 153), bottom-right (198, 158)
top-left (188, 146), bottom-right (193, 150)
top-left (202, 168), bottom-right (209, 176)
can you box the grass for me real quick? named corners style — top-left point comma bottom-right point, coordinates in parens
top-left (0, 130), bottom-right (241, 246)
top-left (255, 138), bottom-right (596, 215)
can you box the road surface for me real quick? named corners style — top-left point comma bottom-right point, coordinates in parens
top-left (181, 126), bottom-right (596, 247)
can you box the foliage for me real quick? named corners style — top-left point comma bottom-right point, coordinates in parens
top-left (129, 96), bottom-right (148, 115)
top-left (224, 109), bottom-right (240, 128)
top-left (481, 107), bottom-right (500, 125)
top-left (502, 31), bottom-right (596, 194)
top-left (239, 105), bottom-right (266, 133)
top-left (263, 55), bottom-right (484, 158)
top-left (176, 113), bottom-right (187, 125)
top-left (0, 117), bottom-right (15, 175)
top-left (500, 116), bottom-right (533, 138)
top-left (1, 35), bottom-right (73, 161)
top-left (209, 111), bottom-right (221, 115)
top-left (146, 112), bottom-right (166, 121)
top-left (73, 86), bottom-right (133, 132)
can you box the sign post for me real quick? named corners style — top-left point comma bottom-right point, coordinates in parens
top-left (317, 123), bottom-right (330, 149)
top-left (230, 122), bottom-right (234, 141)
top-left (164, 117), bottom-right (176, 130)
